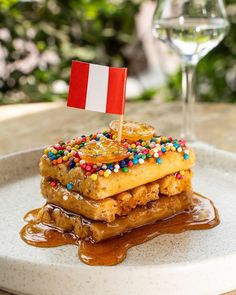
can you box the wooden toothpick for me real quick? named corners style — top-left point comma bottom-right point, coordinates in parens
top-left (117, 114), bottom-right (124, 142)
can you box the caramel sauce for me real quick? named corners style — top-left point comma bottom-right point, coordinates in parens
top-left (21, 208), bottom-right (77, 247)
top-left (20, 193), bottom-right (219, 266)
top-left (24, 208), bottom-right (40, 222)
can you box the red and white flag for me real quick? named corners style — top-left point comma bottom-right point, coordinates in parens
top-left (67, 61), bottom-right (128, 115)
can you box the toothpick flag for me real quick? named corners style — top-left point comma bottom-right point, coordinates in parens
top-left (67, 61), bottom-right (128, 115)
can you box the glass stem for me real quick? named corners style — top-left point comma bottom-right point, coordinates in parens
top-left (181, 62), bottom-right (196, 142)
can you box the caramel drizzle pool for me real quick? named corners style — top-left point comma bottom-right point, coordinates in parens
top-left (20, 193), bottom-right (220, 266)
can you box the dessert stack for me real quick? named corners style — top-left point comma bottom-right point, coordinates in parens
top-left (38, 121), bottom-right (195, 242)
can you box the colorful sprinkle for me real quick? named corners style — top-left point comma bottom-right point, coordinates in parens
top-left (91, 174), bottom-right (98, 181)
top-left (139, 158), bottom-right (144, 164)
top-left (85, 165), bottom-right (92, 171)
top-left (52, 149), bottom-right (57, 154)
top-left (177, 147), bottom-right (182, 152)
top-left (48, 151), bottom-right (54, 157)
top-left (161, 147), bottom-right (166, 153)
top-left (104, 170), bottom-right (110, 178)
top-left (57, 158), bottom-right (63, 164)
top-left (44, 130), bottom-right (191, 178)
top-left (50, 181), bottom-right (57, 187)
top-left (133, 158), bottom-right (138, 165)
top-left (184, 154), bottom-right (189, 160)
top-left (44, 148), bottom-right (50, 155)
top-left (156, 158), bottom-right (162, 164)
top-left (69, 160), bottom-right (75, 169)
top-left (63, 195), bottom-right (68, 201)
top-left (67, 183), bottom-right (73, 190)
top-left (63, 156), bottom-right (68, 162)
top-left (114, 164), bottom-right (120, 170)
top-left (128, 161), bottom-right (133, 167)
top-left (176, 173), bottom-right (183, 179)
top-left (98, 170), bottom-right (104, 176)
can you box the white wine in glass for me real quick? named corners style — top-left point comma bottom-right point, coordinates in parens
top-left (152, 0), bottom-right (230, 141)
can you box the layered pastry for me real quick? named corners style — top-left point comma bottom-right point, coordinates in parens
top-left (39, 120), bottom-right (195, 240)
top-left (21, 121), bottom-right (219, 265)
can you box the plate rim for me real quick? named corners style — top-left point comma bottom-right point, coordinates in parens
top-left (0, 143), bottom-right (235, 268)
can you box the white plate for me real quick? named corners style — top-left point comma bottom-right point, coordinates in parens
top-left (0, 144), bottom-right (236, 295)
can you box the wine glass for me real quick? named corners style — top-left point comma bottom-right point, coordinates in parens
top-left (152, 0), bottom-right (229, 141)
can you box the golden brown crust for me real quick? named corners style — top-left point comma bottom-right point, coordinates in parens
top-left (39, 149), bottom-right (195, 200)
top-left (41, 178), bottom-right (159, 222)
top-left (39, 191), bottom-right (192, 242)
top-left (37, 206), bottom-right (90, 239)
top-left (158, 170), bottom-right (192, 196)
top-left (41, 169), bottom-right (192, 222)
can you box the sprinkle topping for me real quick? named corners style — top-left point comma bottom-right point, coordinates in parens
top-left (44, 131), bottom-right (191, 181)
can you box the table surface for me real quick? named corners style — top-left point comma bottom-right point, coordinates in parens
top-left (1, 100), bottom-right (236, 156)
top-left (0, 101), bottom-right (236, 295)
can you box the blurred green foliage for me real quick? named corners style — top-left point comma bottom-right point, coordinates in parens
top-left (0, 0), bottom-right (235, 105)
top-left (0, 0), bottom-right (143, 104)
top-left (166, 0), bottom-right (236, 103)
